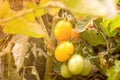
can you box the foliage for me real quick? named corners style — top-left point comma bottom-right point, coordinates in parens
top-left (106, 60), bottom-right (120, 80)
top-left (0, 0), bottom-right (120, 80)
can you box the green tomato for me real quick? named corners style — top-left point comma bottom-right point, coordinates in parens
top-left (68, 54), bottom-right (84, 75)
top-left (81, 59), bottom-right (92, 76)
top-left (60, 62), bottom-right (73, 78)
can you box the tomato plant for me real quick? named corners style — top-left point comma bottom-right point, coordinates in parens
top-left (0, 0), bottom-right (120, 80)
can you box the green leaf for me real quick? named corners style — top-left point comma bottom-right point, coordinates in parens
top-left (107, 67), bottom-right (120, 80)
top-left (25, 2), bottom-right (38, 9)
top-left (115, 60), bottom-right (120, 67)
top-left (0, 0), bottom-right (10, 18)
top-left (94, 19), bottom-right (117, 37)
top-left (106, 60), bottom-right (120, 80)
top-left (99, 56), bottom-right (108, 73)
top-left (103, 19), bottom-right (118, 37)
top-left (24, 12), bottom-right (35, 22)
top-left (24, 1), bottom-right (46, 17)
top-left (80, 28), bottom-right (106, 46)
top-left (110, 15), bottom-right (120, 32)
top-left (34, 8), bottom-right (46, 17)
top-left (39, 0), bottom-right (50, 7)
top-left (98, 15), bottom-right (120, 37)
top-left (3, 18), bottom-right (45, 38)
top-left (62, 0), bottom-right (117, 18)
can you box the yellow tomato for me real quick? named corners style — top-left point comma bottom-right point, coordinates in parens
top-left (55, 41), bottom-right (74, 62)
top-left (54, 20), bottom-right (72, 41)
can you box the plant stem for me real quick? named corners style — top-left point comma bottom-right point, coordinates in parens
top-left (8, 53), bottom-right (12, 80)
top-left (36, 17), bottom-right (54, 80)
top-left (44, 56), bottom-right (53, 80)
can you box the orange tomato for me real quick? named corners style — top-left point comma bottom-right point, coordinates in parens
top-left (71, 29), bottom-right (78, 41)
top-left (117, 6), bottom-right (120, 10)
top-left (54, 41), bottom-right (74, 62)
top-left (54, 20), bottom-right (72, 41)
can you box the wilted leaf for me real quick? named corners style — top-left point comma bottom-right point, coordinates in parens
top-left (22, 77), bottom-right (27, 80)
top-left (31, 66), bottom-right (40, 80)
top-left (11, 68), bottom-right (21, 80)
top-left (0, 58), bottom-right (4, 79)
top-left (12, 35), bottom-right (29, 71)
top-left (75, 17), bottom-right (92, 33)
top-left (0, 0), bottom-right (10, 18)
top-left (0, 27), bottom-right (7, 39)
top-left (3, 18), bottom-right (45, 38)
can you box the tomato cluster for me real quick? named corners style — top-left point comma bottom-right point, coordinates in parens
top-left (54, 20), bottom-right (78, 62)
top-left (54, 20), bottom-right (91, 78)
top-left (60, 54), bottom-right (92, 78)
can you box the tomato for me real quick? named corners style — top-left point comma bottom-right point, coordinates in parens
top-left (60, 62), bottom-right (73, 78)
top-left (71, 28), bottom-right (78, 41)
top-left (81, 59), bottom-right (92, 76)
top-left (55, 41), bottom-right (74, 62)
top-left (117, 6), bottom-right (120, 10)
top-left (54, 20), bottom-right (72, 41)
top-left (116, 27), bottom-right (120, 32)
top-left (68, 54), bottom-right (84, 75)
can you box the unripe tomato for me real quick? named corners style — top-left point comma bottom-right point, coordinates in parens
top-left (55, 41), bottom-right (74, 62)
top-left (71, 29), bottom-right (78, 41)
top-left (60, 62), bottom-right (73, 78)
top-left (54, 20), bottom-right (72, 41)
top-left (81, 59), bottom-right (92, 76)
top-left (68, 54), bottom-right (84, 75)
